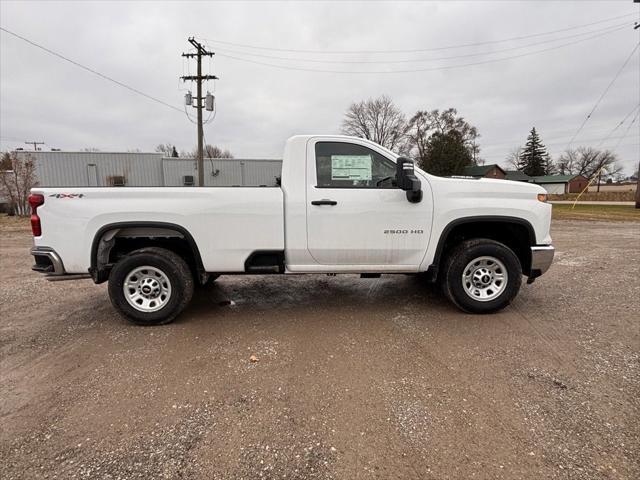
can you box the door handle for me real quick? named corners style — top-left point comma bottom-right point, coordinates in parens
top-left (311, 199), bottom-right (338, 206)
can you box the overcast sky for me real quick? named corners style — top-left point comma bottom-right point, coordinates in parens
top-left (1, 1), bottom-right (639, 173)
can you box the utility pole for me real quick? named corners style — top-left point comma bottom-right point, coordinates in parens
top-left (181, 38), bottom-right (217, 187)
top-left (635, 22), bottom-right (640, 208)
top-left (635, 159), bottom-right (640, 209)
top-left (25, 141), bottom-right (44, 151)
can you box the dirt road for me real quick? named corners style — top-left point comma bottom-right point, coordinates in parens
top-left (1, 220), bottom-right (639, 479)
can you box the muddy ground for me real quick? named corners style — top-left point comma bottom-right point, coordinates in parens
top-left (1, 220), bottom-right (638, 479)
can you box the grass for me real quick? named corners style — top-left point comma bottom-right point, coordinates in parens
top-left (552, 203), bottom-right (640, 222)
top-left (549, 191), bottom-right (635, 202)
top-left (0, 214), bottom-right (32, 232)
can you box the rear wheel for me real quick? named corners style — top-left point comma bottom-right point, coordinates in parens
top-left (442, 239), bottom-right (521, 314)
top-left (108, 247), bottom-right (194, 326)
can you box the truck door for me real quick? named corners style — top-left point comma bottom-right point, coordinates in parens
top-left (305, 139), bottom-right (432, 269)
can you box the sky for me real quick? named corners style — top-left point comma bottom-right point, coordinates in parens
top-left (1, 0), bottom-right (639, 174)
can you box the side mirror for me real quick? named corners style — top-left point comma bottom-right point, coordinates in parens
top-left (396, 157), bottom-right (423, 203)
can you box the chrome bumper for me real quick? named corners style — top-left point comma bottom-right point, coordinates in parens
top-left (31, 247), bottom-right (66, 275)
top-left (530, 245), bottom-right (554, 278)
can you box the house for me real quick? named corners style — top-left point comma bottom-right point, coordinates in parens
top-left (530, 174), bottom-right (588, 194)
top-left (504, 170), bottom-right (532, 182)
top-left (462, 164), bottom-right (506, 179)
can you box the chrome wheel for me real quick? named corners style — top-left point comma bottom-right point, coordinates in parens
top-left (123, 265), bottom-right (172, 313)
top-left (462, 256), bottom-right (508, 302)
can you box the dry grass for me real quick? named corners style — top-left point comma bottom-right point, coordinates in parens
top-left (552, 204), bottom-right (640, 222)
top-left (0, 214), bottom-right (31, 232)
top-left (548, 191), bottom-right (635, 202)
top-left (586, 183), bottom-right (636, 193)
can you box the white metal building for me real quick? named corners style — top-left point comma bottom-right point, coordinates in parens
top-left (15, 151), bottom-right (282, 188)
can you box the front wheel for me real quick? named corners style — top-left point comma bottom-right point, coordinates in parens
top-left (108, 247), bottom-right (194, 326)
top-left (442, 239), bottom-right (522, 314)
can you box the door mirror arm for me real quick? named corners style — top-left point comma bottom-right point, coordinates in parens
top-left (396, 157), bottom-right (423, 203)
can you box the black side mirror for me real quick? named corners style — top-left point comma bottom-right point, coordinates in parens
top-left (396, 157), bottom-right (423, 203)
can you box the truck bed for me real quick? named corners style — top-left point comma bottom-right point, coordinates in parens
top-left (31, 187), bottom-right (284, 273)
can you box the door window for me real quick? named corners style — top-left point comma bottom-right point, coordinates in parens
top-left (315, 142), bottom-right (397, 188)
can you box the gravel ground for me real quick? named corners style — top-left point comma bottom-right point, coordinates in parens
top-left (1, 220), bottom-right (639, 479)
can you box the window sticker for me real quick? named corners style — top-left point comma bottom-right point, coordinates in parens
top-left (331, 155), bottom-right (372, 181)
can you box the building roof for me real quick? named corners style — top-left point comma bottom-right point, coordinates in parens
top-left (504, 170), bottom-right (531, 181)
top-left (462, 164), bottom-right (506, 177)
top-left (530, 174), bottom-right (584, 184)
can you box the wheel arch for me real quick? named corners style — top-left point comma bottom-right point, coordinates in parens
top-left (427, 216), bottom-right (536, 280)
top-left (89, 221), bottom-right (205, 284)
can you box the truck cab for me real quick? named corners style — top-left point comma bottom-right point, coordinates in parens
top-left (282, 136), bottom-right (433, 272)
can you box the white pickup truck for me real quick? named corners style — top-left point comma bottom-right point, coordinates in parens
top-left (29, 135), bottom-right (554, 325)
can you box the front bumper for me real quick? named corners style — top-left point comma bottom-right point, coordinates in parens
top-left (529, 245), bottom-right (555, 279)
top-left (31, 247), bottom-right (66, 275)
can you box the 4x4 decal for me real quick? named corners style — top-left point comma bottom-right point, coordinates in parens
top-left (49, 193), bottom-right (85, 199)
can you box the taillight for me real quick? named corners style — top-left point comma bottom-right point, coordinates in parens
top-left (28, 194), bottom-right (44, 237)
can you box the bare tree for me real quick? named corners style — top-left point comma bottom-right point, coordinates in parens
top-left (557, 147), bottom-right (621, 181)
top-left (0, 151), bottom-right (38, 216)
top-left (181, 144), bottom-right (233, 159)
top-left (407, 108), bottom-right (481, 169)
top-left (203, 144), bottom-right (233, 159)
top-left (341, 95), bottom-right (410, 152)
top-left (155, 143), bottom-right (179, 157)
top-left (0, 151), bottom-right (11, 170)
top-left (505, 146), bottom-right (522, 170)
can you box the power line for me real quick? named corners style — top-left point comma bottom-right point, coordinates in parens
top-left (212, 22), bottom-right (629, 65)
top-left (564, 41), bottom-right (640, 150)
top-left (203, 12), bottom-right (637, 54)
top-left (482, 131), bottom-right (639, 150)
top-left (596, 103), bottom-right (640, 148)
top-left (0, 26), bottom-right (183, 113)
top-left (611, 111), bottom-right (639, 150)
top-left (216, 26), bottom-right (627, 74)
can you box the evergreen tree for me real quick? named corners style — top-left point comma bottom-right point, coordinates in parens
top-left (421, 130), bottom-right (472, 176)
top-left (517, 127), bottom-right (553, 176)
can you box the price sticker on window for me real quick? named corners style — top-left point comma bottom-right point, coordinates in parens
top-left (331, 155), bottom-right (372, 181)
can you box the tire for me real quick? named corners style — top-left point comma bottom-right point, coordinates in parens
top-left (108, 247), bottom-right (194, 326)
top-left (441, 239), bottom-right (521, 314)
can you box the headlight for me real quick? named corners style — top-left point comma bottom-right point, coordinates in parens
top-left (537, 193), bottom-right (548, 203)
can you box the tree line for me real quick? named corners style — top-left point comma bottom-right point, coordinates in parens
top-left (341, 95), bottom-right (622, 181)
top-left (155, 143), bottom-right (233, 159)
top-left (341, 96), bottom-right (480, 177)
